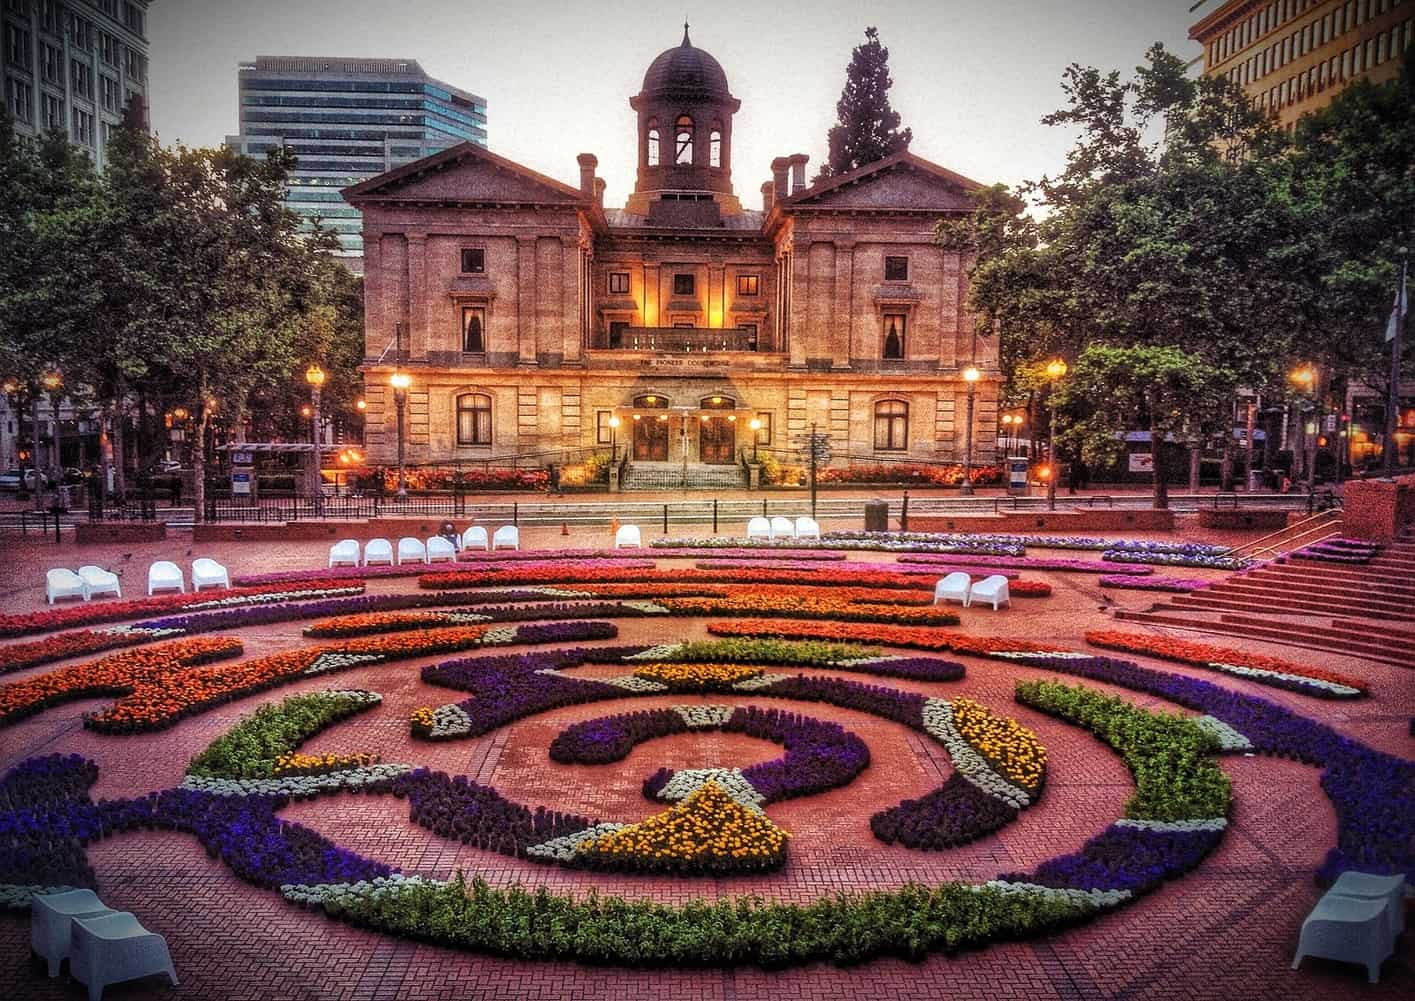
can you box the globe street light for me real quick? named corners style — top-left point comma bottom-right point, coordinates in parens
top-left (749, 417), bottom-right (762, 463)
top-left (1044, 358), bottom-right (1068, 511)
top-left (608, 414), bottom-right (621, 465)
top-left (389, 369), bottom-right (411, 499)
top-left (305, 364), bottom-right (326, 514)
top-left (1289, 364), bottom-right (1318, 490)
top-left (959, 366), bottom-right (981, 496)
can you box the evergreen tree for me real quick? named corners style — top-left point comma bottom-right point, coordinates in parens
top-left (817, 27), bottom-right (913, 181)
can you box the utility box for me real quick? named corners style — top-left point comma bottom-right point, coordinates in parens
top-left (864, 499), bottom-right (889, 533)
top-left (1008, 457), bottom-right (1030, 495)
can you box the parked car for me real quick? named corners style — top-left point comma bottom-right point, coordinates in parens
top-left (61, 467), bottom-right (85, 485)
top-left (0, 468), bottom-right (42, 491)
top-left (158, 460), bottom-right (182, 474)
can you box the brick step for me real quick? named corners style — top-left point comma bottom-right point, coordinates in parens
top-left (1217, 612), bottom-right (1413, 661)
top-left (1368, 557), bottom-right (1415, 573)
top-left (1331, 618), bottom-right (1415, 644)
top-left (1170, 590), bottom-right (1415, 623)
top-left (1256, 562), bottom-right (1415, 589)
top-left (1205, 580), bottom-right (1413, 615)
top-left (1240, 571), bottom-right (1415, 601)
top-left (1112, 610), bottom-right (1411, 667)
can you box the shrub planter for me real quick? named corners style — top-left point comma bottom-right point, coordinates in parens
top-left (1195, 508), bottom-right (1288, 530)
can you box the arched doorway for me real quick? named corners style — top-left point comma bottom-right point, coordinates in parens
top-left (632, 394), bottom-right (669, 461)
top-left (699, 395), bottom-right (737, 465)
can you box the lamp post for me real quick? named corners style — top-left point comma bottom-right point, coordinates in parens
top-left (608, 414), bottom-right (620, 466)
top-left (749, 417), bottom-right (762, 463)
top-left (305, 364), bottom-right (326, 515)
top-left (390, 370), bottom-right (411, 499)
top-left (1044, 358), bottom-right (1067, 511)
top-left (959, 366), bottom-right (980, 496)
top-left (1289, 364), bottom-right (1317, 491)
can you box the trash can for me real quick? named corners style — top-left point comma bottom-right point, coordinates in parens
top-left (864, 499), bottom-right (889, 533)
top-left (1247, 470), bottom-right (1264, 493)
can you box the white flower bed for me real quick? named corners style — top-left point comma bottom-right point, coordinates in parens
top-left (653, 768), bottom-right (765, 811)
top-left (100, 625), bottom-right (184, 639)
top-left (1192, 715), bottom-right (1253, 752)
top-left (524, 823), bottom-right (628, 862)
top-left (976, 880), bottom-right (1130, 909)
top-left (1208, 661), bottom-right (1361, 697)
top-left (1114, 817), bottom-right (1228, 833)
top-left (303, 652), bottom-right (383, 676)
top-left (835, 655), bottom-right (906, 666)
top-left (619, 600), bottom-right (670, 614)
top-left (481, 626), bottom-right (520, 645)
top-left (427, 704), bottom-right (473, 738)
top-left (533, 588), bottom-right (596, 598)
top-left (625, 644), bottom-right (683, 661)
top-left (444, 612), bottom-right (493, 624)
top-left (281, 873), bottom-right (444, 909)
top-left (672, 705), bottom-right (735, 728)
top-left (187, 586), bottom-right (362, 611)
top-left (989, 651), bottom-right (1092, 660)
top-left (921, 698), bottom-right (1033, 809)
top-left (179, 763), bottom-right (411, 798)
top-left (732, 672), bottom-right (791, 691)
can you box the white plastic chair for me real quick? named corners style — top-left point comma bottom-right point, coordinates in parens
top-left (363, 538), bottom-right (394, 566)
top-left (614, 524), bottom-right (642, 549)
top-left (426, 536), bottom-right (457, 563)
top-left (46, 568), bottom-right (88, 605)
top-left (746, 516), bottom-right (771, 542)
top-left (967, 574), bottom-right (1010, 610)
top-left (462, 526), bottom-right (489, 552)
top-left (933, 572), bottom-right (972, 606)
top-left (1291, 894), bottom-right (1392, 983)
top-left (77, 566), bottom-right (121, 600)
top-left (492, 525), bottom-right (520, 551)
top-left (769, 516), bottom-right (796, 541)
top-left (31, 889), bottom-right (115, 978)
top-left (328, 539), bottom-right (360, 568)
top-left (190, 558), bottom-right (230, 591)
top-left (69, 910), bottom-right (178, 1001)
top-left (1327, 870), bottom-right (1407, 940)
top-left (396, 537), bottom-right (428, 565)
top-left (794, 516), bottom-right (822, 541)
top-left (146, 561), bottom-right (184, 596)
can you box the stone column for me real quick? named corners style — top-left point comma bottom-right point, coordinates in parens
top-left (643, 262), bottom-right (661, 328)
top-left (832, 239), bottom-right (854, 370)
top-left (788, 242), bottom-right (809, 370)
top-left (562, 236), bottom-right (583, 365)
top-left (708, 262), bottom-right (725, 332)
top-left (516, 235), bottom-right (537, 366)
top-left (405, 233), bottom-right (428, 360)
top-left (536, 236), bottom-right (560, 361)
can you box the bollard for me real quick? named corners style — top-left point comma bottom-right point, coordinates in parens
top-left (900, 490), bottom-right (909, 532)
top-left (663, 504), bottom-right (669, 535)
top-left (513, 502), bottom-right (519, 526)
top-left (762, 498), bottom-right (767, 517)
top-left (712, 498), bottom-right (718, 535)
top-left (561, 521), bottom-right (569, 536)
top-left (611, 516), bottom-right (620, 539)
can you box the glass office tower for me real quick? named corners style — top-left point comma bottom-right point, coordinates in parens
top-left (227, 56), bottom-right (486, 272)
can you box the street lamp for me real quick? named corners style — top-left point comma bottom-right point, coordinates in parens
top-left (1289, 364), bottom-right (1318, 491)
top-left (608, 414), bottom-right (621, 465)
top-left (1044, 358), bottom-right (1068, 511)
top-left (960, 366), bottom-right (981, 496)
top-left (389, 369), bottom-right (411, 499)
top-left (749, 417), bottom-right (762, 463)
top-left (305, 364), bottom-right (326, 514)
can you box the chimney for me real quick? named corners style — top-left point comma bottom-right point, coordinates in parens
top-left (577, 153), bottom-right (598, 197)
top-left (760, 181), bottom-right (775, 213)
top-left (593, 177), bottom-right (606, 207)
top-left (771, 157), bottom-right (790, 200)
top-left (789, 154), bottom-right (809, 195)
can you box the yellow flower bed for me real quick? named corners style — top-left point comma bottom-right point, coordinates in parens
top-left (951, 697), bottom-right (1046, 794)
top-left (272, 751), bottom-right (378, 777)
top-left (578, 781), bottom-right (788, 873)
top-left (633, 662), bottom-right (765, 690)
top-left (410, 707), bottom-right (436, 730)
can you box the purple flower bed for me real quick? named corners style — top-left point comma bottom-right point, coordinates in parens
top-left (551, 709), bottom-right (688, 765)
top-left (871, 773), bottom-right (1019, 850)
top-left (637, 546), bottom-right (848, 562)
top-left (1291, 538), bottom-right (1381, 564)
top-left (754, 675), bottom-right (927, 728)
top-left (693, 560), bottom-right (1020, 581)
top-left (729, 707), bottom-right (870, 803)
top-left (0, 755), bottom-right (102, 891)
top-left (1007, 824), bottom-right (1223, 893)
top-left (1102, 551), bottom-right (1249, 571)
top-left (390, 768), bottom-right (592, 858)
top-left (898, 554), bottom-right (1153, 575)
top-left (234, 559), bottom-right (657, 588)
top-left (994, 651), bottom-right (1414, 885)
top-left (1098, 576), bottom-right (1214, 593)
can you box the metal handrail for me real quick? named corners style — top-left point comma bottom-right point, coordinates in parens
top-left (1230, 508), bottom-right (1341, 560)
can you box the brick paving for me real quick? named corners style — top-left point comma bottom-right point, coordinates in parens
top-left (0, 524), bottom-right (1411, 999)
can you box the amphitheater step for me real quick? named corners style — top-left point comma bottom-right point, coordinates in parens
top-left (1203, 580), bottom-right (1414, 616)
top-left (1112, 610), bottom-right (1412, 667)
top-left (1170, 590), bottom-right (1415, 623)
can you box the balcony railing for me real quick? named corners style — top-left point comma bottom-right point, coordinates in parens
top-left (603, 327), bottom-right (760, 353)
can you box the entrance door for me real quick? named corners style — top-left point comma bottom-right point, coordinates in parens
top-left (634, 416), bottom-right (669, 461)
top-left (700, 416), bottom-right (736, 464)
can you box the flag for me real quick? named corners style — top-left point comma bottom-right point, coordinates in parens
top-left (1387, 259), bottom-right (1408, 343)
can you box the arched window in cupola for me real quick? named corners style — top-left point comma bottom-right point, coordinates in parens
top-left (675, 115), bottom-right (694, 165)
top-left (709, 123), bottom-right (722, 168)
top-left (646, 118), bottom-right (660, 166)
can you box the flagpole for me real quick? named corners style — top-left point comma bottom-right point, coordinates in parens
top-left (1386, 253), bottom-right (1407, 476)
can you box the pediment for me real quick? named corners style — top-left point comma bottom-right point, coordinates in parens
top-left (785, 152), bottom-right (983, 213)
top-left (344, 143), bottom-right (584, 206)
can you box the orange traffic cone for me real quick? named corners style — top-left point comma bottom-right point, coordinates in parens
top-left (561, 521), bottom-right (569, 536)
top-left (610, 516), bottom-right (620, 538)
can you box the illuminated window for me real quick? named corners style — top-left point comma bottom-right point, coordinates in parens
top-left (673, 273), bottom-right (695, 296)
top-left (709, 125), bottom-right (722, 167)
top-left (736, 274), bottom-right (759, 296)
top-left (675, 114), bottom-right (693, 165)
top-left (646, 118), bottom-right (659, 166)
top-left (456, 393), bottom-right (492, 446)
top-left (608, 272), bottom-right (629, 294)
top-left (882, 314), bottom-right (906, 359)
top-left (874, 400), bottom-right (909, 451)
top-left (461, 306), bottom-right (485, 353)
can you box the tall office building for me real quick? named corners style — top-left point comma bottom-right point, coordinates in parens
top-left (226, 56), bottom-right (487, 272)
top-left (1191, 0), bottom-right (1413, 129)
top-left (1, 0), bottom-right (152, 166)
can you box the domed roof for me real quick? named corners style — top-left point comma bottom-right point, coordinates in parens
top-left (640, 24), bottom-right (732, 100)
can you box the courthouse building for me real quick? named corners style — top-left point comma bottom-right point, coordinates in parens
top-left (344, 27), bottom-right (999, 486)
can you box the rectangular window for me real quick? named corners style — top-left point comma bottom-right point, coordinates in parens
top-left (4, 76), bottom-right (31, 123)
top-left (39, 0), bottom-right (59, 33)
top-left (882, 313), bottom-right (907, 359)
top-left (41, 42), bottom-right (61, 82)
top-left (41, 91), bottom-right (60, 128)
top-left (672, 321), bottom-right (694, 328)
top-left (1343, 46), bottom-right (1353, 76)
top-left (5, 22), bottom-right (30, 69)
top-left (607, 271), bottom-right (629, 294)
top-left (874, 400), bottom-right (909, 452)
top-left (884, 255), bottom-right (909, 282)
top-left (736, 273), bottom-right (759, 296)
top-left (740, 322), bottom-right (758, 350)
top-left (608, 320), bottom-right (629, 348)
top-left (596, 410), bottom-right (613, 445)
top-left (461, 305), bottom-right (486, 352)
top-left (123, 2), bottom-right (145, 37)
top-left (455, 394), bottom-right (492, 446)
top-left (100, 74), bottom-right (118, 111)
top-left (70, 60), bottom-right (92, 99)
top-left (460, 247), bottom-right (485, 274)
top-left (673, 272), bottom-right (695, 295)
top-left (755, 411), bottom-right (772, 445)
top-left (72, 107), bottom-right (93, 145)
top-left (98, 31), bottom-right (117, 67)
top-left (69, 13), bottom-right (91, 50)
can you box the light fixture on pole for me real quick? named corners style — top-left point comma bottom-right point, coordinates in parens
top-left (959, 366), bottom-right (981, 496)
top-left (608, 414), bottom-right (621, 465)
top-left (749, 417), bottom-right (762, 463)
top-left (1289, 363), bottom-right (1318, 490)
top-left (305, 364), bottom-right (326, 514)
top-left (1044, 358), bottom-right (1068, 511)
top-left (389, 369), bottom-right (411, 499)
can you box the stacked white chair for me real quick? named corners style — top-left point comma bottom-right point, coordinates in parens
top-left (191, 558), bottom-right (230, 591)
top-left (614, 524), bottom-right (642, 549)
top-left (794, 516), bottom-right (822, 541)
top-left (46, 568), bottom-right (88, 605)
top-left (328, 539), bottom-right (360, 567)
top-left (363, 538), bottom-right (394, 566)
top-left (462, 526), bottom-right (490, 552)
top-left (769, 515), bottom-right (795, 541)
top-left (968, 574), bottom-right (1011, 610)
top-left (396, 537), bottom-right (429, 565)
top-left (492, 525), bottom-right (520, 551)
top-left (31, 889), bottom-right (115, 978)
top-left (77, 566), bottom-right (121, 600)
top-left (426, 536), bottom-right (457, 563)
top-left (746, 516), bottom-right (771, 542)
top-left (933, 572), bottom-right (972, 606)
top-left (69, 910), bottom-right (179, 1000)
top-left (146, 561), bottom-right (184, 596)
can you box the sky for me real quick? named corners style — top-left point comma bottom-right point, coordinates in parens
top-left (149, 0), bottom-right (1202, 204)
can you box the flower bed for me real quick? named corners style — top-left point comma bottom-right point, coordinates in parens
top-left (188, 690), bottom-right (384, 779)
top-left (897, 553), bottom-right (1153, 575)
top-left (707, 619), bottom-right (1065, 656)
top-left (652, 533), bottom-right (1025, 557)
top-left (1084, 631), bottom-right (1367, 698)
top-left (417, 564), bottom-right (978, 594)
top-left (1097, 576), bottom-right (1213, 593)
top-left (816, 463), bottom-right (1003, 487)
top-left (1290, 538), bottom-right (1381, 564)
top-left (0, 628), bottom-right (170, 674)
top-left (629, 639), bottom-right (966, 682)
top-left (233, 561), bottom-right (656, 588)
top-left (1102, 550), bottom-right (1250, 571)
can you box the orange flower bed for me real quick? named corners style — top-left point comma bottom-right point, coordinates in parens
top-left (632, 662), bottom-right (766, 689)
top-left (657, 595), bottom-right (959, 626)
top-left (1083, 631), bottom-right (1368, 691)
top-left (0, 629), bottom-right (151, 674)
top-left (706, 619), bottom-right (1063, 655)
top-left (422, 565), bottom-right (944, 592)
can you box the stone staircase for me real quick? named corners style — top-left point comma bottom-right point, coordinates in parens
top-left (620, 461), bottom-right (747, 492)
top-left (1113, 525), bottom-right (1415, 668)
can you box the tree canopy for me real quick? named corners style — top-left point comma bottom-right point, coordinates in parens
top-left (815, 27), bottom-right (913, 182)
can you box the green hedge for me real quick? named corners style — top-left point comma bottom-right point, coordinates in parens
top-left (187, 691), bottom-right (378, 779)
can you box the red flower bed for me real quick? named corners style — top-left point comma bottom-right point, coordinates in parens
top-left (421, 565), bottom-right (973, 592)
top-left (706, 619), bottom-right (1062, 655)
top-left (1083, 631), bottom-right (1368, 692)
top-left (0, 629), bottom-right (154, 674)
top-left (817, 463), bottom-right (1003, 486)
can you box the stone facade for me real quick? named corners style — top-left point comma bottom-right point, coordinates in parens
top-left (344, 30), bottom-right (1000, 480)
